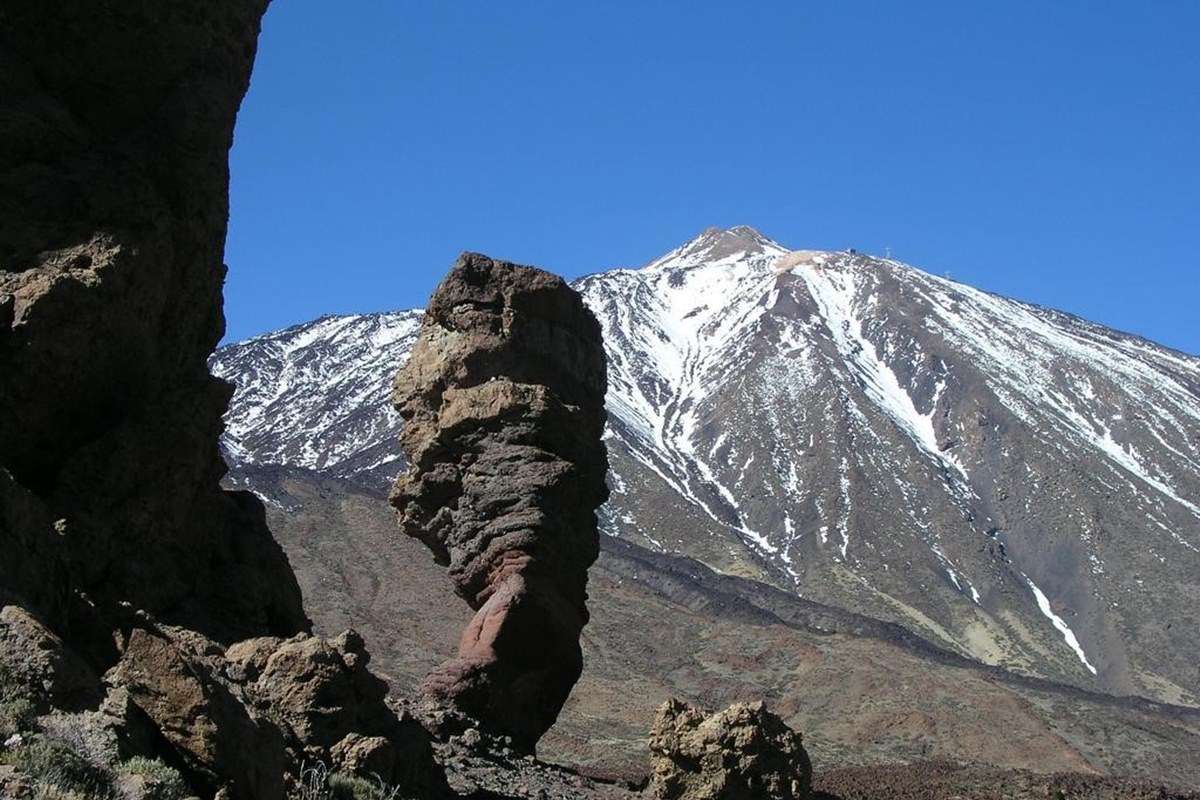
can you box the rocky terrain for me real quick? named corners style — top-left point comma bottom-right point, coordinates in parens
top-left (235, 465), bottom-right (1200, 792)
top-left (5, 1), bottom-right (1199, 798)
top-left (214, 226), bottom-right (1200, 708)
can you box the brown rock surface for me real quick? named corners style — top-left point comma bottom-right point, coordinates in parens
top-left (108, 627), bottom-right (289, 800)
top-left (101, 623), bottom-right (447, 798)
top-left (0, 605), bottom-right (100, 712)
top-left (812, 761), bottom-right (1200, 800)
top-left (391, 252), bottom-right (609, 752)
top-left (648, 699), bottom-right (813, 800)
top-left (226, 629), bottom-right (440, 790)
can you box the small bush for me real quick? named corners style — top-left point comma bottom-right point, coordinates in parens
top-left (0, 662), bottom-right (37, 738)
top-left (1, 695), bottom-right (37, 738)
top-left (328, 772), bottom-right (379, 800)
top-left (292, 761), bottom-right (406, 800)
top-left (32, 787), bottom-right (91, 800)
top-left (119, 757), bottom-right (190, 800)
top-left (0, 734), bottom-right (116, 799)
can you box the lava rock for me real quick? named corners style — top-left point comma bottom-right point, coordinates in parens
top-left (0, 5), bottom-right (445, 795)
top-left (648, 699), bottom-right (812, 800)
top-left (0, 0), bottom-right (306, 643)
top-left (108, 627), bottom-right (290, 800)
top-left (391, 252), bottom-right (609, 752)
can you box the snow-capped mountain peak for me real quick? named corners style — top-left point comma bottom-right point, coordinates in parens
top-left (643, 225), bottom-right (790, 271)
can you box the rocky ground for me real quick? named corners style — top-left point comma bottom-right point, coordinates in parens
top-left (813, 763), bottom-right (1200, 800)
top-left (240, 466), bottom-right (1200, 792)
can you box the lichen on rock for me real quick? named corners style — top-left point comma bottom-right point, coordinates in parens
top-left (648, 699), bottom-right (813, 800)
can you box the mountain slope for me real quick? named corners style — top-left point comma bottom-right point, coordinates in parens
top-left (233, 464), bottom-right (1200, 785)
top-left (215, 309), bottom-right (422, 480)
top-left (211, 226), bottom-right (1200, 705)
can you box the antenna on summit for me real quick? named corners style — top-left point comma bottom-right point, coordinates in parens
top-left (885, 246), bottom-right (892, 259)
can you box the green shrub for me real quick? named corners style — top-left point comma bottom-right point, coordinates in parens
top-left (0, 662), bottom-right (37, 737)
top-left (32, 787), bottom-right (91, 800)
top-left (0, 734), bottom-right (116, 799)
top-left (119, 756), bottom-right (190, 800)
top-left (292, 761), bottom-right (407, 800)
top-left (0, 695), bottom-right (36, 738)
top-left (328, 772), bottom-right (377, 800)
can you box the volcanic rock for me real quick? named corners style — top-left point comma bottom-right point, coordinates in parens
top-left (648, 699), bottom-right (812, 800)
top-left (0, 605), bottom-right (100, 712)
top-left (108, 626), bottom-right (290, 800)
top-left (391, 252), bottom-right (609, 752)
top-left (0, 0), bottom-right (305, 644)
top-left (225, 629), bottom-right (439, 789)
top-left (0, 2), bottom-right (444, 796)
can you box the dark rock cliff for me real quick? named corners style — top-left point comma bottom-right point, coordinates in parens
top-left (0, 3), bottom-right (443, 797)
top-left (0, 0), bottom-right (305, 642)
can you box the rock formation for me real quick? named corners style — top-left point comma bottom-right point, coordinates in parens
top-left (0, 0), bottom-right (304, 644)
top-left (391, 252), bottom-right (609, 753)
top-left (0, 2), bottom-right (443, 797)
top-left (648, 700), bottom-right (813, 800)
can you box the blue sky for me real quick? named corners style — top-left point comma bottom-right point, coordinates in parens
top-left (226, 2), bottom-right (1198, 354)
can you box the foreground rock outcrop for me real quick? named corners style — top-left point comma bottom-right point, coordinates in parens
top-left (0, 0), bottom-right (306, 642)
top-left (648, 700), bottom-right (813, 800)
top-left (391, 252), bottom-right (609, 752)
top-left (0, 2), bottom-right (443, 797)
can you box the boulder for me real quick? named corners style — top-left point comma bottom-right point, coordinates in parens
top-left (0, 604), bottom-right (100, 711)
top-left (648, 700), bottom-right (812, 800)
top-left (226, 631), bottom-right (445, 794)
top-left (108, 627), bottom-right (289, 800)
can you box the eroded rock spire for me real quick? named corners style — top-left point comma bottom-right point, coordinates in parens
top-left (391, 252), bottom-right (609, 752)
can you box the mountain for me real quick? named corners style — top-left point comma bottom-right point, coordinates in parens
top-left (210, 226), bottom-right (1200, 708)
top-left (215, 308), bottom-right (423, 480)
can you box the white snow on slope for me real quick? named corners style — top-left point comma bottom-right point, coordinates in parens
top-left (212, 310), bottom-right (423, 473)
top-left (903, 266), bottom-right (1200, 534)
top-left (792, 256), bottom-right (969, 485)
top-left (1025, 575), bottom-right (1098, 675)
top-left (213, 227), bottom-right (1200, 692)
top-left (581, 228), bottom-right (792, 556)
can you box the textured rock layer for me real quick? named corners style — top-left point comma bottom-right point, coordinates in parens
top-left (391, 252), bottom-right (609, 752)
top-left (648, 700), bottom-right (813, 800)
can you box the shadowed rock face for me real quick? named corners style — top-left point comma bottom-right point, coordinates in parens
top-left (0, 0), bottom-right (306, 643)
top-left (391, 252), bottom-right (609, 752)
top-left (0, 4), bottom-right (446, 797)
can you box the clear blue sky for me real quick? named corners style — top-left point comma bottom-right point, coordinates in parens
top-left (226, 2), bottom-right (1199, 354)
